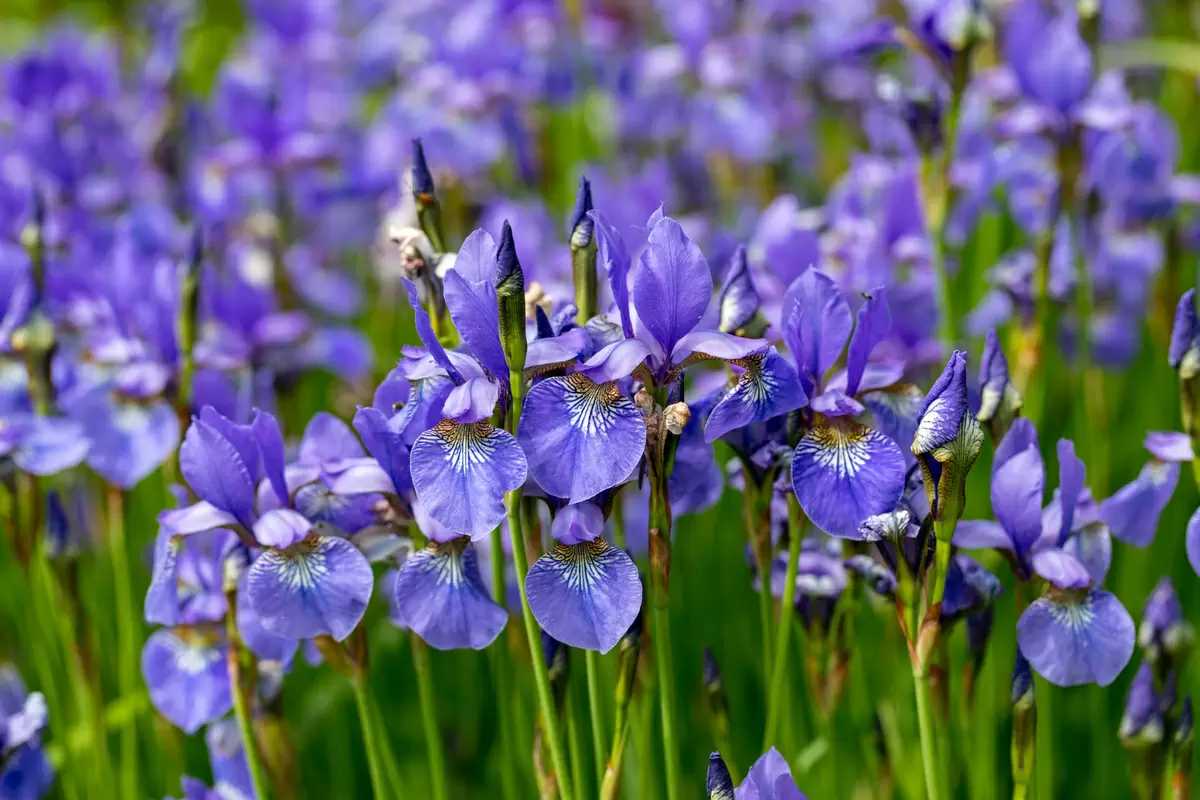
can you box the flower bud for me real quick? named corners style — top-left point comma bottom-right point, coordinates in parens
top-left (1169, 290), bottom-right (1200, 440)
top-left (977, 329), bottom-right (1023, 442)
top-left (1139, 578), bottom-right (1195, 668)
top-left (664, 402), bottom-right (691, 436)
top-left (410, 138), bottom-right (445, 253)
top-left (1011, 652), bottom-right (1037, 794)
top-left (495, 221), bottom-right (527, 380)
top-left (912, 351), bottom-right (984, 531)
top-left (614, 609), bottom-right (643, 709)
top-left (706, 752), bottom-right (735, 800)
top-left (703, 646), bottom-right (731, 743)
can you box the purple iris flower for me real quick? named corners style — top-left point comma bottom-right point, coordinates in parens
top-left (141, 529), bottom-right (239, 733)
top-left (777, 271), bottom-right (906, 539)
top-left (729, 747), bottom-right (807, 799)
top-left (955, 418), bottom-right (1134, 686)
top-left (158, 407), bottom-right (374, 643)
top-left (392, 499), bottom-right (507, 651)
top-left (0, 666), bottom-right (53, 800)
top-left (525, 500), bottom-right (643, 653)
top-left (0, 412), bottom-right (89, 476)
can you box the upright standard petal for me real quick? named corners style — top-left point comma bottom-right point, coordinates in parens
top-left (781, 270), bottom-right (852, 393)
top-left (1054, 439), bottom-right (1086, 547)
top-left (401, 277), bottom-right (463, 382)
top-left (717, 246), bottom-right (759, 333)
top-left (1100, 461), bottom-right (1179, 546)
top-left (791, 420), bottom-right (905, 539)
top-left (141, 629), bottom-right (231, 734)
top-left (520, 375), bottom-right (644, 503)
top-left (1063, 522), bottom-right (1112, 587)
top-left (735, 747), bottom-right (807, 800)
top-left (525, 539), bottom-right (643, 653)
top-left (245, 535), bottom-right (374, 641)
top-left (589, 209), bottom-right (633, 338)
top-left (443, 269), bottom-right (509, 381)
top-left (180, 416), bottom-right (257, 527)
top-left (393, 539), bottom-right (507, 650)
top-left (991, 446), bottom-right (1045, 553)
top-left (351, 407), bottom-right (410, 493)
top-left (453, 229), bottom-right (498, 284)
top-left (844, 289), bottom-right (889, 397)
top-left (298, 413), bottom-right (363, 464)
top-left (252, 409), bottom-right (289, 507)
top-left (411, 421), bottom-right (528, 538)
top-left (633, 216), bottom-right (713, 355)
top-left (1017, 588), bottom-right (1134, 687)
top-left (704, 348), bottom-right (808, 442)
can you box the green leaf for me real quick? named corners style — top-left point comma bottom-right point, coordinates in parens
top-left (1100, 39), bottom-right (1200, 77)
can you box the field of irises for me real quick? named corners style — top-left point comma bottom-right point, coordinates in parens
top-left (2, 1), bottom-right (1200, 799)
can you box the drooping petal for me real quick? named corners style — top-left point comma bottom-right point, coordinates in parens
top-left (519, 375), bottom-right (644, 504)
top-left (704, 348), bottom-right (808, 442)
top-left (83, 398), bottom-right (181, 490)
top-left (1100, 461), bottom-right (1179, 546)
top-left (633, 216), bottom-right (713, 355)
top-left (791, 420), bottom-right (906, 539)
top-left (844, 288), bottom-right (889, 397)
top-left (589, 209), bottom-right (633, 338)
top-left (12, 416), bottom-right (90, 475)
top-left (525, 539), bottom-right (643, 653)
top-left (235, 575), bottom-right (300, 665)
top-left (393, 540), bottom-right (507, 650)
top-left (1017, 589), bottom-right (1134, 687)
top-left (443, 269), bottom-right (509, 381)
top-left (735, 747), bottom-right (807, 800)
top-left (671, 329), bottom-right (768, 365)
top-left (1030, 548), bottom-right (1090, 589)
top-left (1144, 431), bottom-right (1193, 463)
top-left (141, 629), bottom-right (231, 734)
top-left (206, 718), bottom-right (256, 800)
top-left (781, 269), bottom-right (852, 393)
top-left (180, 416), bottom-right (257, 527)
top-left (991, 446), bottom-right (1045, 553)
top-left (411, 421), bottom-right (528, 539)
top-left (245, 535), bottom-right (374, 641)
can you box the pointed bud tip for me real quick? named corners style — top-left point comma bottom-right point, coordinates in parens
top-left (495, 220), bottom-right (523, 290)
top-left (706, 752), bottom-right (735, 799)
top-left (411, 138), bottom-right (435, 199)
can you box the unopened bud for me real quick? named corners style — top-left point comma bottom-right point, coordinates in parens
top-left (634, 389), bottom-right (655, 415)
top-left (706, 752), bottom-right (735, 800)
top-left (1011, 652), bottom-right (1037, 793)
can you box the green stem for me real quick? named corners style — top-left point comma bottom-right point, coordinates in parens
top-left (598, 719), bottom-right (629, 800)
top-left (763, 494), bottom-right (804, 749)
top-left (567, 689), bottom-right (587, 800)
top-left (928, 79), bottom-right (966, 351)
top-left (585, 649), bottom-right (607, 785)
top-left (352, 674), bottom-right (394, 800)
top-left (226, 592), bottom-right (274, 800)
top-left (1035, 676), bottom-right (1054, 800)
top-left (913, 668), bottom-right (943, 800)
top-left (106, 486), bottom-right (140, 800)
top-left (488, 525), bottom-right (521, 800)
top-left (412, 634), bottom-right (448, 800)
top-left (506, 367), bottom-right (574, 800)
top-left (648, 472), bottom-right (681, 800)
top-left (743, 476), bottom-right (774, 697)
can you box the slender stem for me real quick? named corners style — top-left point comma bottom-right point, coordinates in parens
top-left (487, 525), bottom-right (520, 800)
top-left (763, 494), bottom-right (804, 748)
top-left (1035, 676), bottom-right (1054, 800)
top-left (598, 720), bottom-right (629, 800)
top-left (585, 649), bottom-right (607, 786)
top-left (743, 476), bottom-right (774, 697)
top-left (506, 366), bottom-right (574, 800)
top-left (913, 667), bottom-right (943, 800)
top-left (566, 689), bottom-right (587, 800)
top-left (106, 486), bottom-right (140, 800)
top-left (353, 675), bottom-right (394, 800)
top-left (226, 591), bottom-right (274, 800)
top-left (648, 472), bottom-right (681, 800)
top-left (611, 493), bottom-right (626, 550)
top-left (411, 634), bottom-right (448, 800)
top-left (371, 695), bottom-right (407, 799)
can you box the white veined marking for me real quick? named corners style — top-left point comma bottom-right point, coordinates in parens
top-left (435, 421), bottom-right (499, 474)
top-left (425, 542), bottom-right (467, 588)
top-left (796, 425), bottom-right (874, 480)
top-left (1146, 462), bottom-right (1173, 486)
top-left (166, 635), bottom-right (221, 675)
top-left (564, 375), bottom-right (624, 436)
top-left (735, 355), bottom-right (774, 405)
top-left (265, 539), bottom-right (330, 592)
top-left (550, 541), bottom-right (611, 592)
top-left (1047, 595), bottom-right (1095, 632)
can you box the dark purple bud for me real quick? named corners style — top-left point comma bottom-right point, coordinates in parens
top-left (706, 752), bottom-right (735, 799)
top-left (1119, 662), bottom-right (1164, 744)
top-left (411, 138), bottom-right (435, 201)
top-left (702, 645), bottom-right (722, 692)
top-left (1012, 651), bottom-right (1034, 707)
top-left (569, 175), bottom-right (594, 250)
top-left (1169, 290), bottom-right (1199, 371)
top-left (1139, 578), bottom-right (1194, 664)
